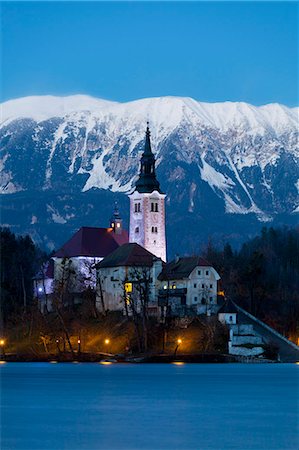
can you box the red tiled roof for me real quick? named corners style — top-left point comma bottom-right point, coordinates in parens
top-left (158, 256), bottom-right (212, 280)
top-left (97, 243), bottom-right (158, 268)
top-left (54, 227), bottom-right (129, 258)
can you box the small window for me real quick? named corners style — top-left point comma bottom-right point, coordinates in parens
top-left (198, 270), bottom-right (201, 276)
top-left (135, 227), bottom-right (139, 233)
top-left (151, 226), bottom-right (154, 233)
top-left (202, 284), bottom-right (205, 289)
top-left (194, 296), bottom-right (198, 303)
top-left (194, 283), bottom-right (197, 288)
top-left (229, 315), bottom-right (233, 322)
top-left (210, 284), bottom-right (213, 289)
top-left (206, 270), bottom-right (209, 276)
top-left (125, 282), bottom-right (132, 293)
top-left (201, 298), bottom-right (206, 305)
top-left (155, 227), bottom-right (157, 233)
top-left (210, 297), bottom-right (213, 302)
top-left (151, 202), bottom-right (159, 212)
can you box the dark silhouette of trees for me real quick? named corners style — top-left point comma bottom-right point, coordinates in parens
top-left (202, 226), bottom-right (299, 337)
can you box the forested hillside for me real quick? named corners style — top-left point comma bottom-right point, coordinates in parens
top-left (203, 227), bottom-right (299, 339)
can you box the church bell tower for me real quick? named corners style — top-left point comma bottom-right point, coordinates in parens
top-left (110, 202), bottom-right (123, 235)
top-left (129, 124), bottom-right (167, 261)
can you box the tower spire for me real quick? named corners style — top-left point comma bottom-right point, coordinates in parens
top-left (135, 124), bottom-right (162, 194)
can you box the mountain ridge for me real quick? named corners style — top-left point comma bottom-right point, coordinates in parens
top-left (0, 94), bottom-right (298, 255)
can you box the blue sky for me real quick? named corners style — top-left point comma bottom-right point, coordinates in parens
top-left (1, 1), bottom-right (298, 106)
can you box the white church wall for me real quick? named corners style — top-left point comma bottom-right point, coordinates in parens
top-left (129, 190), bottom-right (167, 262)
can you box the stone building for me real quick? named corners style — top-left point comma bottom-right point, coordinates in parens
top-left (96, 243), bottom-right (163, 315)
top-left (157, 256), bottom-right (220, 317)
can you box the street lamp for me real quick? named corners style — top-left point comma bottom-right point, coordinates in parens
top-left (174, 338), bottom-right (182, 356)
top-left (104, 338), bottom-right (110, 354)
top-left (0, 339), bottom-right (5, 358)
top-left (77, 339), bottom-right (81, 354)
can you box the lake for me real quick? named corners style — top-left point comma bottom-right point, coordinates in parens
top-left (1, 363), bottom-right (298, 450)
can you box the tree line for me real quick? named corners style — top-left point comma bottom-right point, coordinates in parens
top-left (202, 226), bottom-right (299, 339)
top-left (1, 225), bottom-right (298, 343)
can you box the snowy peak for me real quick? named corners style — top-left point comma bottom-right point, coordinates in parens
top-left (0, 95), bottom-right (118, 125)
top-left (1, 95), bottom-right (298, 136)
top-left (0, 93), bottom-right (298, 228)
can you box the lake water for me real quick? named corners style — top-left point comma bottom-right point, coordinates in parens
top-left (1, 363), bottom-right (298, 450)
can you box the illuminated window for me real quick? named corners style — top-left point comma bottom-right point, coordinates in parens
top-left (172, 284), bottom-right (176, 289)
top-left (163, 285), bottom-right (167, 290)
top-left (116, 222), bottom-right (121, 228)
top-left (125, 282), bottom-right (132, 293)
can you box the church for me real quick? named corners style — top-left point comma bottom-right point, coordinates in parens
top-left (34, 124), bottom-right (220, 317)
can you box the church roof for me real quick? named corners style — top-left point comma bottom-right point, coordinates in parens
top-left (135, 125), bottom-right (162, 194)
top-left (158, 256), bottom-right (212, 280)
top-left (54, 226), bottom-right (129, 258)
top-left (97, 243), bottom-right (158, 268)
top-left (218, 299), bottom-right (239, 314)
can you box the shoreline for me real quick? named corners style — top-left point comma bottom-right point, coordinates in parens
top-left (0, 352), bottom-right (278, 364)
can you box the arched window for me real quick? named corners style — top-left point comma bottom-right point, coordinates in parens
top-left (135, 227), bottom-right (139, 233)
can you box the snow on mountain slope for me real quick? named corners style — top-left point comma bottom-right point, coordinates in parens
top-left (0, 94), bottom-right (298, 230)
top-left (1, 95), bottom-right (298, 134)
top-left (0, 95), bottom-right (117, 125)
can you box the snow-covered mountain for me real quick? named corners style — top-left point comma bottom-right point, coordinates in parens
top-left (1, 95), bottom-right (298, 255)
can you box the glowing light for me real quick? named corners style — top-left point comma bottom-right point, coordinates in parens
top-left (177, 339), bottom-right (182, 345)
top-left (172, 361), bottom-right (185, 366)
top-left (0, 339), bottom-right (5, 346)
top-left (0, 361), bottom-right (6, 364)
top-left (295, 362), bottom-right (299, 365)
top-left (38, 287), bottom-right (43, 293)
top-left (105, 339), bottom-right (110, 345)
top-left (77, 339), bottom-right (81, 344)
top-left (73, 361), bottom-right (79, 364)
top-left (100, 361), bottom-right (112, 365)
top-left (116, 223), bottom-right (121, 228)
top-left (50, 361), bottom-right (58, 364)
top-left (125, 282), bottom-right (132, 293)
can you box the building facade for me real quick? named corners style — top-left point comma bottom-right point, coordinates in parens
top-left (158, 256), bottom-right (220, 316)
top-left (96, 243), bottom-right (163, 315)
